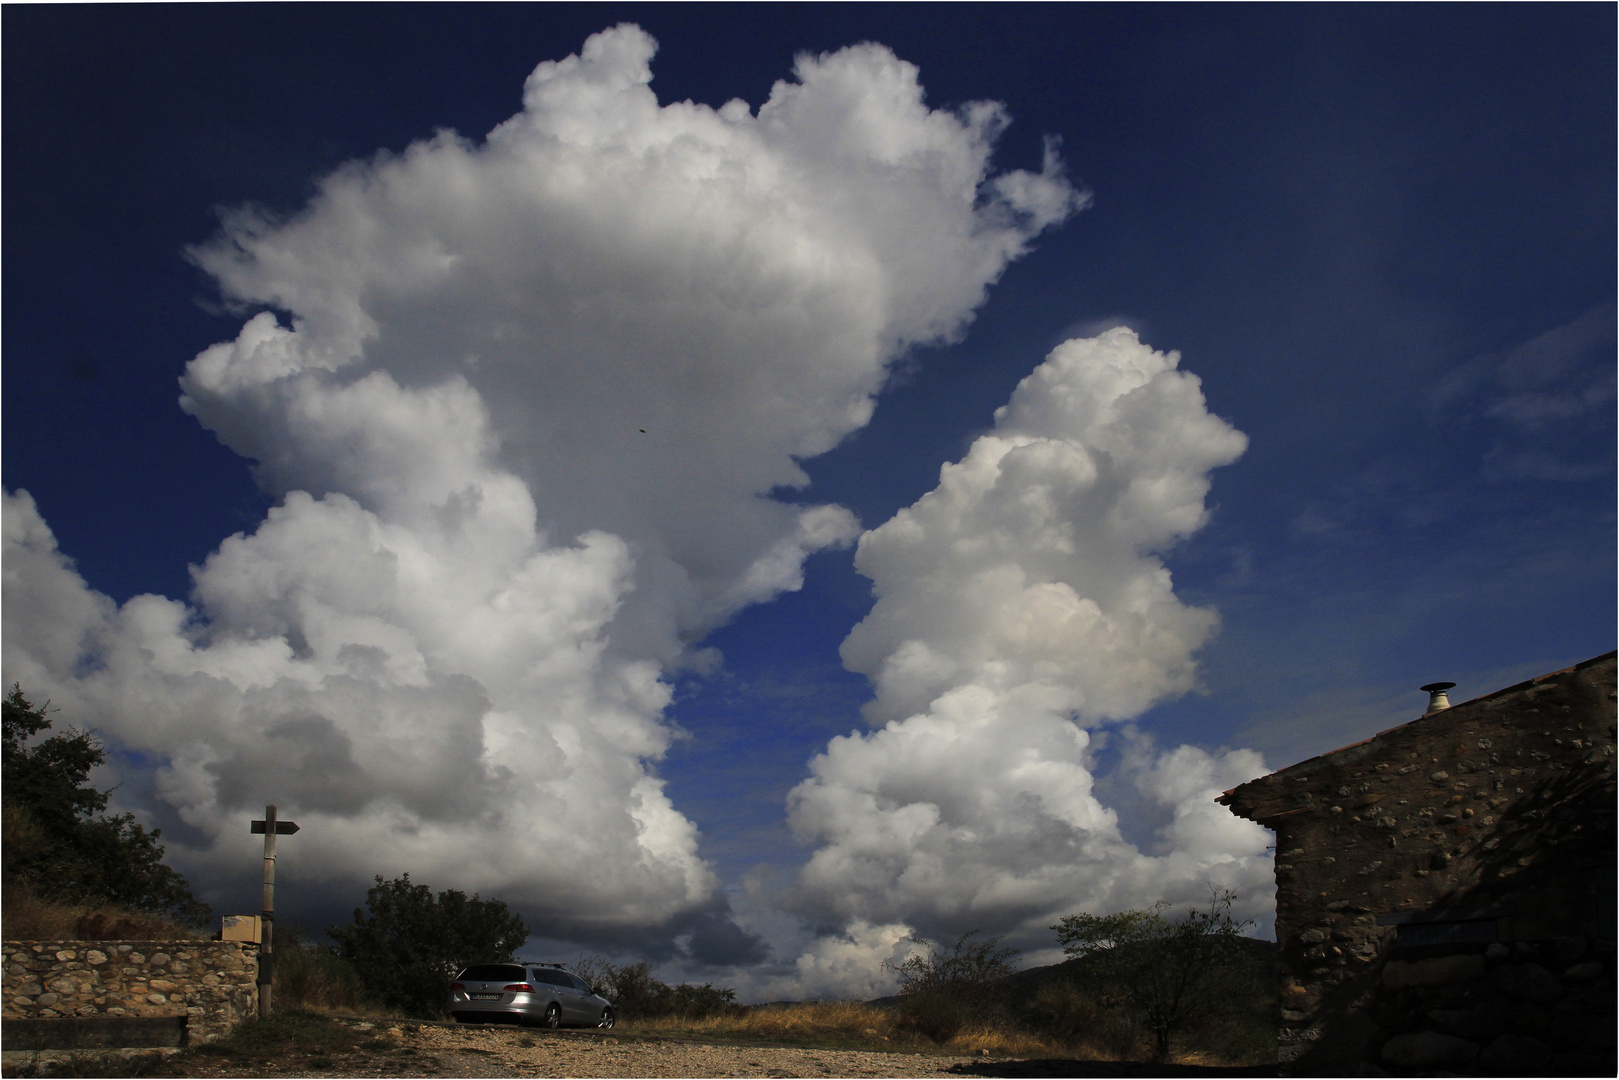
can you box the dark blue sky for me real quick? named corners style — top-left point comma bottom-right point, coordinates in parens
top-left (4, 5), bottom-right (1613, 961)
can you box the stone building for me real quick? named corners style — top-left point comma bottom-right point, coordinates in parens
top-left (1219, 651), bottom-right (1616, 1075)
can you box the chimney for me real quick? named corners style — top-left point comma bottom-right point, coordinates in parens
top-left (1420, 681), bottom-right (1456, 715)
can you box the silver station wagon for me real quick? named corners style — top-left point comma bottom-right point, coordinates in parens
top-left (448, 963), bottom-right (615, 1028)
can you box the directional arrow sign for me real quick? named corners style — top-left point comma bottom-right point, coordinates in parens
top-left (251, 820), bottom-right (301, 834)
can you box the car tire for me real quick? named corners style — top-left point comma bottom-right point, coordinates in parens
top-left (542, 1003), bottom-right (562, 1029)
top-left (597, 1007), bottom-right (615, 1030)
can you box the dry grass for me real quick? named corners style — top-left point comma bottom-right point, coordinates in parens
top-left (947, 1021), bottom-right (1070, 1058)
top-left (624, 998), bottom-right (1243, 1064)
top-left (626, 1000), bottom-right (1090, 1058)
top-left (0, 887), bottom-right (203, 942)
top-left (630, 1000), bottom-right (900, 1043)
top-left (271, 946), bottom-right (380, 1015)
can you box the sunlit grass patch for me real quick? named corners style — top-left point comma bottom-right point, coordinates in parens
top-left (625, 999), bottom-right (1081, 1057)
top-left (945, 1021), bottom-right (1067, 1058)
top-left (625, 1000), bottom-right (935, 1051)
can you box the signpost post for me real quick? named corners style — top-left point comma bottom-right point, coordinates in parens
top-left (249, 806), bottom-right (299, 1018)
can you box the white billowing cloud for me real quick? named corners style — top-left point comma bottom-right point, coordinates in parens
top-left (784, 328), bottom-right (1273, 965)
top-left (733, 918), bottom-right (926, 1004)
top-left (184, 25), bottom-right (1081, 640)
top-left (1, 24), bottom-right (1079, 948)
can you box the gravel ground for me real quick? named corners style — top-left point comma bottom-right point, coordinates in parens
top-left (0, 1022), bottom-right (982, 1078)
top-left (0, 1020), bottom-right (1274, 1077)
top-left (401, 1024), bottom-right (981, 1078)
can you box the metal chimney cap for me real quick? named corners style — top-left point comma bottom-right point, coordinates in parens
top-left (1420, 681), bottom-right (1456, 715)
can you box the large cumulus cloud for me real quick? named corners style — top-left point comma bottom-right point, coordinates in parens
top-left (2, 24), bottom-right (1080, 956)
top-left (778, 328), bottom-right (1274, 972)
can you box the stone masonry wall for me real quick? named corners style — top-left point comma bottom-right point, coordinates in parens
top-left (1220, 652), bottom-right (1616, 1075)
top-left (2, 940), bottom-right (258, 1044)
top-left (1374, 937), bottom-right (1614, 1074)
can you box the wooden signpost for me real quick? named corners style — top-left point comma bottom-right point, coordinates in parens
top-left (249, 806), bottom-right (299, 1017)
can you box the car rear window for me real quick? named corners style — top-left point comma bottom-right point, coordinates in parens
top-left (459, 964), bottom-right (526, 983)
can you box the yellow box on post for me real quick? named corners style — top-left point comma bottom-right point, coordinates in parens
top-left (221, 915), bottom-right (262, 943)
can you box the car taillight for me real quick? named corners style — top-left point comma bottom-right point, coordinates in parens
top-left (504, 983), bottom-right (535, 992)
top-left (451, 983), bottom-right (466, 992)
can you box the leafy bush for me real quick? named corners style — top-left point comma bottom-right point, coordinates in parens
top-left (881, 930), bottom-right (1020, 1044)
top-left (895, 990), bottom-right (971, 1043)
top-left (888, 930), bottom-right (1020, 1007)
top-left (664, 980), bottom-right (742, 1018)
top-left (1051, 889), bottom-right (1254, 1062)
top-left (573, 957), bottom-right (663, 1017)
top-left (327, 873), bottom-right (528, 1017)
top-left (1020, 979), bottom-right (1100, 1042)
top-left (572, 956), bottom-right (741, 1020)
top-left (273, 944), bottom-right (370, 1013)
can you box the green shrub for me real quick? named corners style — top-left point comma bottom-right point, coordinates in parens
top-left (572, 956), bottom-right (742, 1021)
top-left (1051, 888), bottom-right (1256, 1063)
top-left (274, 945), bottom-right (369, 1013)
top-left (327, 874), bottom-right (527, 1018)
top-left (663, 980), bottom-right (741, 1018)
top-left (894, 990), bottom-right (971, 1043)
top-left (1020, 980), bottom-right (1100, 1042)
top-left (886, 930), bottom-right (1020, 1009)
top-left (2, 687), bottom-right (210, 927)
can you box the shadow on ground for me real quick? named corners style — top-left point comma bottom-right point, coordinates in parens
top-left (948, 1061), bottom-right (1276, 1077)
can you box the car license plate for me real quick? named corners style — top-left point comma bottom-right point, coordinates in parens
top-left (471, 993), bottom-right (501, 1000)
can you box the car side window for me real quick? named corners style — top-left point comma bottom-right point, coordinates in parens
top-left (569, 974), bottom-right (591, 992)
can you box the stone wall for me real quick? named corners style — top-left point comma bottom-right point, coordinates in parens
top-left (1374, 937), bottom-right (1614, 1074)
top-left (2, 940), bottom-right (258, 1045)
top-left (1220, 651), bottom-right (1616, 1075)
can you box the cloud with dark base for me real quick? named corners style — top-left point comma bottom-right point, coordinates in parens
top-left (2, 24), bottom-right (1084, 969)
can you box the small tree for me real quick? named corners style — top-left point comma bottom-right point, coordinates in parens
top-left (882, 930), bottom-right (1020, 1042)
top-left (887, 929), bottom-right (1021, 1006)
top-left (1052, 889), bottom-right (1252, 1063)
top-left (572, 955), bottom-right (741, 1020)
top-left (2, 685), bottom-right (211, 927)
top-left (328, 873), bottom-right (529, 1017)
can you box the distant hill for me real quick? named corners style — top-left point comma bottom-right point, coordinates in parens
top-left (867, 936), bottom-right (1277, 1010)
top-left (1001, 936), bottom-right (1276, 1005)
top-left (866, 935), bottom-right (1277, 1063)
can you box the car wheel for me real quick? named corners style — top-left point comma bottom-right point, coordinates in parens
top-left (542, 1003), bottom-right (562, 1029)
top-left (597, 1007), bottom-right (615, 1030)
